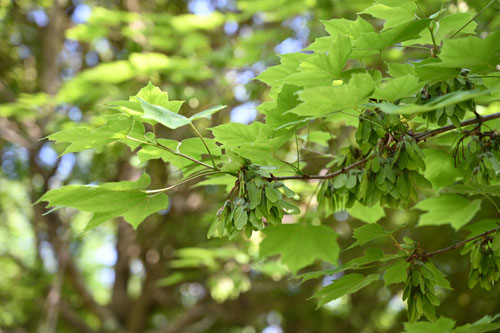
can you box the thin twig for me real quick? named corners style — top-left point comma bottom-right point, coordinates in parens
top-left (414, 111), bottom-right (500, 141)
top-left (295, 134), bottom-right (301, 171)
top-left (415, 0), bottom-right (438, 55)
top-left (144, 171), bottom-right (223, 194)
top-left (126, 136), bottom-right (214, 169)
top-left (423, 226), bottom-right (499, 258)
top-left (450, 0), bottom-right (497, 39)
top-left (190, 123), bottom-right (218, 170)
top-left (266, 112), bottom-right (500, 182)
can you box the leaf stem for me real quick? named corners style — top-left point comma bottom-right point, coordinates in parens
top-left (190, 123), bottom-right (218, 170)
top-left (450, 0), bottom-right (496, 39)
top-left (295, 134), bottom-right (301, 171)
top-left (265, 112), bottom-right (500, 181)
top-left (422, 225), bottom-right (499, 258)
top-left (144, 171), bottom-right (223, 194)
top-left (126, 136), bottom-right (214, 169)
top-left (415, 0), bottom-right (438, 54)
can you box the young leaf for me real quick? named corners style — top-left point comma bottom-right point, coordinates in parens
top-left (138, 97), bottom-right (191, 129)
top-left (37, 174), bottom-right (168, 230)
top-left (384, 260), bottom-right (409, 287)
top-left (414, 194), bottom-right (482, 230)
top-left (346, 223), bottom-right (392, 250)
top-left (347, 201), bottom-right (385, 224)
top-left (437, 31), bottom-right (500, 72)
top-left (292, 73), bottom-right (375, 116)
top-left (189, 105), bottom-right (227, 121)
top-left (312, 273), bottom-right (379, 307)
top-left (47, 114), bottom-right (142, 154)
top-left (260, 224), bottom-right (340, 273)
top-left (354, 19), bottom-right (431, 50)
top-left (440, 184), bottom-right (500, 198)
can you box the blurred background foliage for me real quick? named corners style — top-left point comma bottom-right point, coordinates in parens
top-left (0, 0), bottom-right (499, 332)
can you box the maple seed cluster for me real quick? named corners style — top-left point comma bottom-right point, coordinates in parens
top-left (460, 134), bottom-right (500, 184)
top-left (418, 74), bottom-right (476, 127)
top-left (355, 111), bottom-right (406, 154)
top-left (403, 262), bottom-right (440, 323)
top-left (208, 167), bottom-right (299, 239)
top-left (462, 232), bottom-right (500, 291)
top-left (318, 134), bottom-right (432, 213)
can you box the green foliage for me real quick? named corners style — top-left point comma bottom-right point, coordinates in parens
top-left (403, 261), bottom-right (444, 322)
top-left (414, 194), bottom-right (482, 230)
top-left (28, 0), bottom-right (500, 328)
top-left (260, 224), bottom-right (340, 273)
top-left (37, 174), bottom-right (168, 229)
top-left (312, 273), bottom-right (379, 307)
top-left (462, 232), bottom-right (500, 291)
top-left (403, 314), bottom-right (500, 333)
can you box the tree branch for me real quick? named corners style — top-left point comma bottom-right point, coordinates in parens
top-left (267, 112), bottom-right (500, 182)
top-left (423, 226), bottom-right (499, 258)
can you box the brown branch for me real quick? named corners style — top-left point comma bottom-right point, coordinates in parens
top-left (415, 111), bottom-right (500, 141)
top-left (267, 112), bottom-right (500, 182)
top-left (0, 118), bottom-right (34, 149)
top-left (423, 226), bottom-right (499, 258)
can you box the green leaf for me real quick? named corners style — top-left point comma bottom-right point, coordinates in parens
top-left (407, 13), bottom-right (478, 46)
top-left (354, 19), bottom-right (431, 50)
top-left (423, 149), bottom-right (461, 189)
top-left (307, 17), bottom-right (375, 58)
top-left (346, 223), bottom-right (392, 250)
top-left (260, 224), bottom-right (340, 273)
top-left (37, 174), bottom-right (168, 230)
top-left (360, 2), bottom-right (417, 29)
top-left (179, 137), bottom-right (221, 158)
top-left (257, 52), bottom-right (309, 88)
top-left (136, 81), bottom-right (170, 108)
top-left (387, 62), bottom-right (416, 78)
top-left (210, 121), bottom-right (270, 148)
top-left (371, 75), bottom-right (423, 102)
top-left (413, 58), bottom-right (460, 83)
top-left (210, 121), bottom-right (293, 165)
top-left (437, 31), bottom-right (500, 72)
top-left (425, 262), bottom-right (452, 290)
top-left (440, 184), bottom-right (500, 198)
top-left (259, 84), bottom-right (304, 130)
top-left (347, 201), bottom-right (385, 223)
top-left (414, 194), bottom-right (481, 230)
top-left (403, 317), bottom-right (456, 333)
top-left (189, 105), bottom-right (227, 121)
top-left (47, 114), bottom-right (144, 154)
top-left (384, 260), bottom-right (409, 287)
top-left (453, 314), bottom-right (500, 333)
top-left (133, 82), bottom-right (184, 113)
top-left (292, 73), bottom-right (375, 116)
top-left (138, 97), bottom-right (192, 129)
top-left (322, 16), bottom-right (374, 38)
top-left (297, 248), bottom-right (399, 283)
top-left (284, 34), bottom-right (351, 87)
top-left (312, 273), bottom-right (379, 307)
top-left (372, 89), bottom-right (493, 115)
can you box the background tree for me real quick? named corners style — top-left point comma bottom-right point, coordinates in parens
top-left (1, 1), bottom-right (500, 333)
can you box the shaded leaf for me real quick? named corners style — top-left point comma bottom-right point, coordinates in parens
top-left (37, 174), bottom-right (168, 230)
top-left (347, 201), bottom-right (385, 223)
top-left (313, 273), bottom-right (379, 307)
top-left (414, 194), bottom-right (481, 230)
top-left (347, 223), bottom-right (392, 250)
top-left (260, 224), bottom-right (340, 273)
